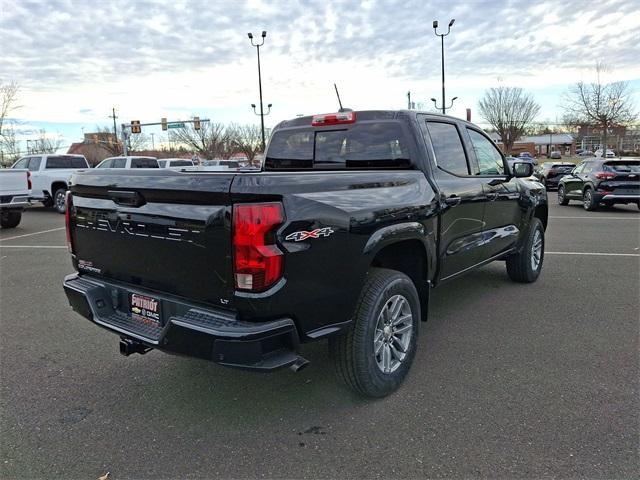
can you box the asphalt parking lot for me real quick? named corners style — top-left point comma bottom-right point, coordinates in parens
top-left (1, 198), bottom-right (639, 479)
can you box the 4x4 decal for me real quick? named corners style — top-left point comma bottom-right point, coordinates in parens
top-left (285, 227), bottom-right (335, 242)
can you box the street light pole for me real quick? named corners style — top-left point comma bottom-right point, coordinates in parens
top-left (248, 31), bottom-right (270, 152)
top-left (433, 19), bottom-right (455, 114)
top-left (150, 133), bottom-right (155, 151)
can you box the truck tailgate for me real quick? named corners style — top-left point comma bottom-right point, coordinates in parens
top-left (69, 170), bottom-right (236, 309)
top-left (0, 169), bottom-right (29, 197)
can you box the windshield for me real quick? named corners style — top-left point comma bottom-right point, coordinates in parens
top-left (266, 121), bottom-right (412, 169)
top-left (45, 156), bottom-right (87, 169)
top-left (604, 161), bottom-right (640, 172)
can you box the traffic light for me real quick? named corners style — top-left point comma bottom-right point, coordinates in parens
top-left (131, 120), bottom-right (141, 134)
top-left (161, 117), bottom-right (167, 131)
top-left (193, 117), bottom-right (200, 130)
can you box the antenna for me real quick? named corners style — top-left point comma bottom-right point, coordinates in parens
top-left (334, 83), bottom-right (344, 112)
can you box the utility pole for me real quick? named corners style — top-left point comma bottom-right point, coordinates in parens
top-left (109, 108), bottom-right (118, 152)
top-left (407, 91), bottom-right (411, 109)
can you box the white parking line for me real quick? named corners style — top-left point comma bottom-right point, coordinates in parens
top-left (549, 216), bottom-right (639, 220)
top-left (0, 227), bottom-right (65, 242)
top-left (546, 251), bottom-right (640, 257)
top-left (0, 245), bottom-right (67, 249)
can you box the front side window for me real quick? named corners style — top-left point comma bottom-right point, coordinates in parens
top-left (112, 158), bottom-right (126, 168)
top-left (12, 157), bottom-right (29, 169)
top-left (97, 159), bottom-right (113, 168)
top-left (426, 122), bottom-right (469, 176)
top-left (467, 129), bottom-right (505, 176)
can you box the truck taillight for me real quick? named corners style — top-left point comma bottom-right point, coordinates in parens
top-left (233, 203), bottom-right (284, 291)
top-left (65, 192), bottom-right (75, 253)
top-left (311, 111), bottom-right (356, 126)
top-left (27, 171), bottom-right (32, 190)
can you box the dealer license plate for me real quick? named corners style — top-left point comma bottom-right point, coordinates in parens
top-left (130, 293), bottom-right (162, 327)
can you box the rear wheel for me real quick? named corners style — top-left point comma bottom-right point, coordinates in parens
top-left (53, 188), bottom-right (67, 214)
top-left (329, 268), bottom-right (420, 398)
top-left (557, 185), bottom-right (569, 205)
top-left (583, 188), bottom-right (597, 211)
top-left (0, 210), bottom-right (22, 229)
top-left (506, 217), bottom-right (544, 283)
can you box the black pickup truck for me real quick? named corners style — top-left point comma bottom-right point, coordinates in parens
top-left (63, 110), bottom-right (548, 397)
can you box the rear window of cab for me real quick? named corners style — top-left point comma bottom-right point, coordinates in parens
top-left (265, 121), bottom-right (412, 170)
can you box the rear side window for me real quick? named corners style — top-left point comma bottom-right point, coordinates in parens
top-left (130, 158), bottom-right (158, 168)
top-left (265, 121), bottom-right (412, 169)
top-left (45, 156), bottom-right (87, 169)
top-left (426, 122), bottom-right (469, 176)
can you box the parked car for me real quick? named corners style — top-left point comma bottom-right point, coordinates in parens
top-left (578, 150), bottom-right (595, 157)
top-left (95, 156), bottom-right (159, 169)
top-left (534, 162), bottom-right (576, 190)
top-left (0, 168), bottom-right (30, 228)
top-left (549, 151), bottom-right (562, 159)
top-left (11, 154), bottom-right (89, 213)
top-left (63, 110), bottom-right (547, 398)
top-left (157, 158), bottom-right (194, 169)
top-left (594, 149), bottom-right (616, 158)
top-left (557, 159), bottom-right (640, 210)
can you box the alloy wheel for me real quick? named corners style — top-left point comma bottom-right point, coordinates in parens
top-left (373, 294), bottom-right (413, 374)
top-left (531, 228), bottom-right (543, 271)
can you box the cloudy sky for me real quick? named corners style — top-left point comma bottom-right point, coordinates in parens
top-left (1, 0), bottom-right (639, 150)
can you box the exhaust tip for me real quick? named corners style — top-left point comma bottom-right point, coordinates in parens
top-left (289, 356), bottom-right (310, 372)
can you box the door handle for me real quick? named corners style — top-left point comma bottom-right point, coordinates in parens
top-left (444, 196), bottom-right (461, 207)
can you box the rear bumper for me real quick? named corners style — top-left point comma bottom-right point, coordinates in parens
top-left (596, 193), bottom-right (640, 203)
top-left (63, 273), bottom-right (303, 371)
top-left (0, 195), bottom-right (29, 210)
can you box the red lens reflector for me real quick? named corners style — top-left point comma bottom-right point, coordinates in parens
top-left (233, 203), bottom-right (284, 291)
top-left (311, 111), bottom-right (357, 126)
top-left (64, 191), bottom-right (74, 253)
top-left (27, 171), bottom-right (32, 190)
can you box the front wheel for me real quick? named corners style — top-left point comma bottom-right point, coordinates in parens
top-left (0, 210), bottom-right (22, 229)
top-left (329, 268), bottom-right (420, 398)
top-left (557, 185), bottom-right (569, 205)
top-left (53, 188), bottom-right (67, 214)
top-left (506, 217), bottom-right (544, 283)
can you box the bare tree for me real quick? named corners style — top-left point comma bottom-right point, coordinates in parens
top-left (227, 123), bottom-right (263, 163)
top-left (31, 129), bottom-right (63, 154)
top-left (562, 63), bottom-right (637, 155)
top-left (168, 120), bottom-right (230, 158)
top-left (0, 81), bottom-right (21, 165)
top-left (478, 86), bottom-right (541, 155)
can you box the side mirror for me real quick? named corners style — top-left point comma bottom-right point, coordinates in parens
top-left (512, 162), bottom-right (533, 178)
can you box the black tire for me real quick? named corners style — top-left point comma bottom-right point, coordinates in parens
top-left (506, 217), bottom-right (544, 283)
top-left (557, 185), bottom-right (569, 205)
top-left (53, 188), bottom-right (67, 214)
top-left (0, 210), bottom-right (22, 229)
top-left (583, 188), bottom-right (597, 211)
top-left (329, 268), bottom-right (420, 398)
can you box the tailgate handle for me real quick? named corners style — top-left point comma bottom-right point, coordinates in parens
top-left (107, 190), bottom-right (145, 207)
